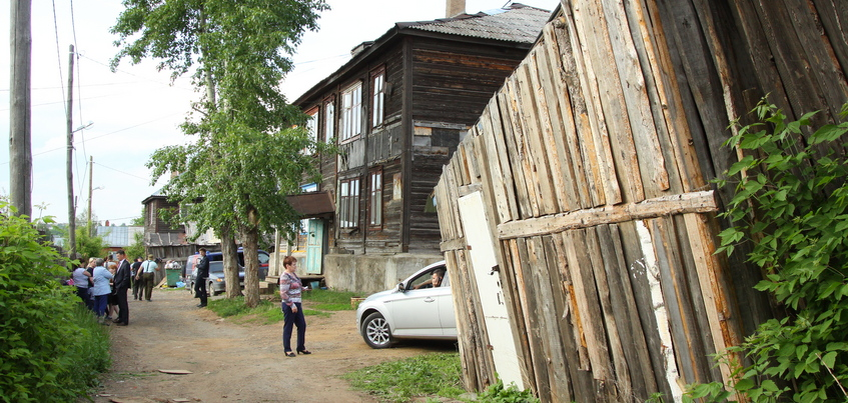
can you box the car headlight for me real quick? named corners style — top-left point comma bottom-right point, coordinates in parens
top-left (215, 278), bottom-right (223, 282)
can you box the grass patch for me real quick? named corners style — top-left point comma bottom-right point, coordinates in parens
top-left (302, 289), bottom-right (360, 308)
top-left (208, 297), bottom-right (283, 324)
top-left (344, 353), bottom-right (464, 402)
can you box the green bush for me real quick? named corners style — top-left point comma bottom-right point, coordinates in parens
top-left (0, 205), bottom-right (110, 402)
top-left (687, 101), bottom-right (848, 401)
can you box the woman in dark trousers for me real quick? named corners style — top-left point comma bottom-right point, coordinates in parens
top-left (279, 256), bottom-right (310, 357)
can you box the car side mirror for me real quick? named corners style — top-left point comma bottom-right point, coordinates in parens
top-left (397, 282), bottom-right (405, 292)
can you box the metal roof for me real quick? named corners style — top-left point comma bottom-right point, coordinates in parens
top-left (399, 3), bottom-right (550, 44)
top-left (95, 226), bottom-right (145, 247)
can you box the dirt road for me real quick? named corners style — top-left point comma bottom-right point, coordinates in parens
top-left (91, 288), bottom-right (456, 403)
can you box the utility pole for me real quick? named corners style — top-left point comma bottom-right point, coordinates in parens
top-left (88, 156), bottom-right (93, 236)
top-left (10, 0), bottom-right (32, 218)
top-left (66, 44), bottom-right (76, 258)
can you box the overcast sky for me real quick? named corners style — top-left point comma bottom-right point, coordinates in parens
top-left (1, 0), bottom-right (558, 226)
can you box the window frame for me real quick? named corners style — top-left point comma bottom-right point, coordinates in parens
top-left (340, 81), bottom-right (363, 142)
top-left (370, 66), bottom-right (386, 129)
top-left (304, 106), bottom-right (319, 155)
top-left (369, 167), bottom-right (383, 228)
top-left (323, 96), bottom-right (335, 143)
top-left (338, 177), bottom-right (361, 229)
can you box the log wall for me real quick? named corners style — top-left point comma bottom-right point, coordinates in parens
top-left (435, 0), bottom-right (848, 401)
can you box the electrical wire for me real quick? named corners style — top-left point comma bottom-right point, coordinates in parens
top-left (94, 162), bottom-right (150, 182)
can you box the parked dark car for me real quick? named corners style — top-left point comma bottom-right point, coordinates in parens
top-left (186, 248), bottom-right (270, 295)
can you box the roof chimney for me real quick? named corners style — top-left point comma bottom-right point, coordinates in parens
top-left (446, 0), bottom-right (465, 17)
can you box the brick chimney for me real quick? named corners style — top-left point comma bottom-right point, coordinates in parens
top-left (446, 0), bottom-right (465, 17)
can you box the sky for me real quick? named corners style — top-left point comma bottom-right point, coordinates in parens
top-left (1, 0), bottom-right (559, 226)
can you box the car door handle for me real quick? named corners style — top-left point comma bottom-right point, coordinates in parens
top-left (424, 297), bottom-right (435, 303)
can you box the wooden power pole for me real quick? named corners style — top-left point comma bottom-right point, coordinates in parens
top-left (88, 156), bottom-right (93, 236)
top-left (66, 44), bottom-right (76, 258)
top-left (10, 0), bottom-right (32, 218)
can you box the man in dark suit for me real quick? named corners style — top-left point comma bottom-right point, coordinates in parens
top-left (113, 250), bottom-right (131, 326)
top-left (195, 248), bottom-right (209, 308)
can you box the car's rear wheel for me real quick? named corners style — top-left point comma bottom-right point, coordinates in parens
top-left (362, 312), bottom-right (393, 349)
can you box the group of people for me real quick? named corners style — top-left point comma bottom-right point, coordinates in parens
top-left (69, 248), bottom-right (312, 355)
top-left (70, 251), bottom-right (162, 326)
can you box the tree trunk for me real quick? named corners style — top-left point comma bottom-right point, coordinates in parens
top-left (219, 225), bottom-right (241, 298)
top-left (240, 208), bottom-right (261, 308)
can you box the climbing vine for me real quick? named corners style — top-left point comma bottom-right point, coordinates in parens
top-left (687, 100), bottom-right (848, 402)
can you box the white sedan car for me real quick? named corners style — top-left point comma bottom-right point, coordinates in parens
top-left (356, 261), bottom-right (457, 348)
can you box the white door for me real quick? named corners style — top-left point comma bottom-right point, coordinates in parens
top-left (457, 191), bottom-right (525, 389)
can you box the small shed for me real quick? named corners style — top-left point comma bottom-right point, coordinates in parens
top-left (434, 0), bottom-right (848, 401)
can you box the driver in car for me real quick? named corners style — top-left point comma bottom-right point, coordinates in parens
top-left (414, 268), bottom-right (445, 289)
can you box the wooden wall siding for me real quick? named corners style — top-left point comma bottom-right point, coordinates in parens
top-left (411, 39), bottom-right (532, 125)
top-left (148, 199), bottom-right (184, 234)
top-left (367, 123), bottom-right (404, 163)
top-left (407, 152), bottom-right (452, 253)
top-left (430, 0), bottom-right (848, 398)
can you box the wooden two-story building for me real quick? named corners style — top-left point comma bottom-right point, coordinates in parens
top-left (292, 4), bottom-right (550, 293)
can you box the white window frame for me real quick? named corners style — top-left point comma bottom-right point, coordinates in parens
top-left (324, 99), bottom-right (335, 142)
top-left (340, 82), bottom-right (362, 142)
top-left (369, 168), bottom-right (383, 227)
top-left (304, 108), bottom-right (318, 155)
top-left (371, 69), bottom-right (385, 128)
top-left (339, 177), bottom-right (360, 228)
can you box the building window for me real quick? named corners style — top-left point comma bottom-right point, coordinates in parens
top-left (339, 177), bottom-right (360, 228)
top-left (371, 68), bottom-right (385, 128)
top-left (324, 98), bottom-right (335, 142)
top-left (340, 82), bottom-right (362, 141)
top-left (304, 107), bottom-right (318, 155)
top-left (369, 168), bottom-right (383, 227)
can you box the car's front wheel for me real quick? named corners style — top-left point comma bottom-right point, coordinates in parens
top-left (361, 312), bottom-right (393, 349)
top-left (210, 281), bottom-right (220, 296)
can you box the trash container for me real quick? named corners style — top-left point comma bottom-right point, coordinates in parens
top-left (165, 269), bottom-right (180, 287)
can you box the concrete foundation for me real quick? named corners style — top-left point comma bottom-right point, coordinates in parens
top-left (323, 253), bottom-right (444, 294)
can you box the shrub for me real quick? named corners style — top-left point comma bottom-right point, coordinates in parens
top-left (0, 204), bottom-right (110, 402)
top-left (687, 101), bottom-right (848, 401)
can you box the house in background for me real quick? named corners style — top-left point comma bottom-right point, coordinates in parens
top-left (292, 3), bottom-right (550, 293)
top-left (96, 225), bottom-right (144, 255)
top-left (141, 190), bottom-right (218, 273)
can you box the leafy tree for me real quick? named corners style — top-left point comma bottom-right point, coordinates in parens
top-left (111, 0), bottom-right (330, 307)
top-left (0, 203), bottom-right (110, 401)
top-left (130, 210), bottom-right (145, 227)
top-left (687, 101), bottom-right (848, 402)
top-left (75, 226), bottom-right (108, 261)
top-left (125, 231), bottom-right (145, 261)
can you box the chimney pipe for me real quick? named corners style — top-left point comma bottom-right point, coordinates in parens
top-left (446, 0), bottom-right (465, 17)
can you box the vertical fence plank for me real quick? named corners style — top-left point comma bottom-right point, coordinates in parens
top-left (595, 224), bottom-right (659, 400)
top-left (481, 101), bottom-right (519, 223)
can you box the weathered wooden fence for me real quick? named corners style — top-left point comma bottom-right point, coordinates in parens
top-left (435, 0), bottom-right (848, 401)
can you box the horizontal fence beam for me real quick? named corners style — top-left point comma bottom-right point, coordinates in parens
top-left (497, 190), bottom-right (717, 239)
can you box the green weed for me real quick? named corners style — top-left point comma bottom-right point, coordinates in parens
top-left (302, 288), bottom-right (360, 308)
top-left (344, 353), bottom-right (464, 402)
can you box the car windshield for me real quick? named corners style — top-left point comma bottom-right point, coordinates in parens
top-left (209, 261), bottom-right (224, 273)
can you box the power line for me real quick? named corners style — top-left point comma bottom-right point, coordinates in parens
top-left (94, 161), bottom-right (150, 182)
top-left (0, 112), bottom-right (187, 165)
